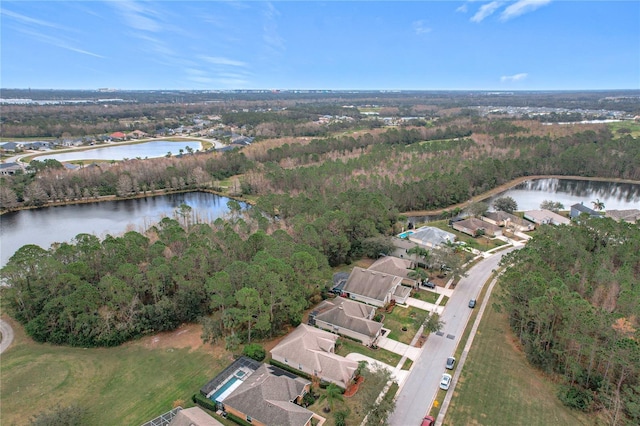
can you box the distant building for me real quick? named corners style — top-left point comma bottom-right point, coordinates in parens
top-left (570, 203), bottom-right (602, 219)
top-left (0, 162), bottom-right (23, 175)
top-left (340, 268), bottom-right (410, 307)
top-left (523, 209), bottom-right (571, 226)
top-left (605, 209), bottom-right (640, 224)
top-left (309, 298), bottom-right (383, 347)
top-left (406, 226), bottom-right (456, 248)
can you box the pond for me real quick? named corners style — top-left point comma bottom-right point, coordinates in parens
top-left (34, 140), bottom-right (203, 162)
top-left (0, 192), bottom-right (242, 268)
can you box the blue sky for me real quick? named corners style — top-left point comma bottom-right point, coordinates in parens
top-left (1, 1), bottom-right (638, 90)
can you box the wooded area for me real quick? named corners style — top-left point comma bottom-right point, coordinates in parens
top-left (498, 218), bottom-right (640, 424)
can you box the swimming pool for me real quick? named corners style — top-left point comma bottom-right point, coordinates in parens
top-left (398, 231), bottom-right (414, 239)
top-left (210, 377), bottom-right (242, 403)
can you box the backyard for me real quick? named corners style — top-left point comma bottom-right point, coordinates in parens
top-left (0, 316), bottom-right (231, 426)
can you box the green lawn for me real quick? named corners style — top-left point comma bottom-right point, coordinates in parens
top-left (0, 318), bottom-right (231, 426)
top-left (608, 120), bottom-right (640, 138)
top-left (439, 285), bottom-right (591, 426)
top-left (410, 289), bottom-right (439, 304)
top-left (335, 337), bottom-right (401, 367)
top-left (382, 305), bottom-right (426, 344)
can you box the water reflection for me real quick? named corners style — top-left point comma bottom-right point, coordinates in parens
top-left (35, 141), bottom-right (203, 162)
top-left (408, 178), bottom-right (639, 225)
top-left (0, 192), bottom-right (242, 268)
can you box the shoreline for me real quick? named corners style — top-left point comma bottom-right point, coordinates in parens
top-left (2, 175), bottom-right (638, 217)
top-left (401, 175), bottom-right (640, 217)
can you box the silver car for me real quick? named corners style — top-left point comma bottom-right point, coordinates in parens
top-left (440, 373), bottom-right (452, 390)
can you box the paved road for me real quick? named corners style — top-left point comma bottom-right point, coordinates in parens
top-left (0, 319), bottom-right (15, 354)
top-left (389, 248), bottom-right (516, 426)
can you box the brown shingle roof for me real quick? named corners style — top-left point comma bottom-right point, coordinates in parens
top-left (270, 324), bottom-right (358, 387)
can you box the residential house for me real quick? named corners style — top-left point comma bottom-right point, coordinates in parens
top-left (127, 130), bottom-right (147, 139)
top-left (0, 162), bottom-right (23, 175)
top-left (407, 226), bottom-right (456, 248)
top-left (168, 407), bottom-right (224, 426)
top-left (110, 131), bottom-right (127, 141)
top-left (271, 323), bottom-right (359, 387)
top-left (389, 237), bottom-right (427, 267)
top-left (368, 256), bottom-right (417, 287)
top-left (523, 209), bottom-right (570, 226)
top-left (482, 211), bottom-right (535, 232)
top-left (221, 363), bottom-right (316, 426)
top-left (340, 268), bottom-right (410, 307)
top-left (309, 298), bottom-right (383, 347)
top-left (452, 217), bottom-right (502, 237)
top-left (570, 203), bottom-right (602, 219)
top-left (0, 142), bottom-right (24, 152)
top-left (605, 209), bottom-right (640, 224)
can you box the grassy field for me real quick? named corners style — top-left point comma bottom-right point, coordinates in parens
top-left (440, 285), bottom-right (590, 426)
top-left (0, 316), bottom-right (234, 426)
top-left (608, 120), bottom-right (640, 138)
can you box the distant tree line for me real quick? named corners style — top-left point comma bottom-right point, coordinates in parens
top-left (498, 218), bottom-right (640, 424)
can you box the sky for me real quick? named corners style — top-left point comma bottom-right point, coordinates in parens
top-left (1, 1), bottom-right (639, 91)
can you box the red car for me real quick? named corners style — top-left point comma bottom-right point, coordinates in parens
top-left (421, 415), bottom-right (436, 426)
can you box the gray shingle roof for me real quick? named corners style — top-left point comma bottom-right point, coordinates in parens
top-left (368, 256), bottom-right (414, 280)
top-left (313, 299), bottom-right (382, 339)
top-left (408, 226), bottom-right (456, 247)
top-left (223, 364), bottom-right (313, 426)
top-left (343, 268), bottom-right (402, 303)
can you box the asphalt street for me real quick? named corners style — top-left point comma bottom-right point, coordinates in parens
top-left (389, 247), bottom-right (516, 426)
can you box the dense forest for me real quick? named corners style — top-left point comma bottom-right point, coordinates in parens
top-left (498, 218), bottom-right (640, 425)
top-left (1, 216), bottom-right (332, 347)
top-left (2, 118), bottom-right (640, 213)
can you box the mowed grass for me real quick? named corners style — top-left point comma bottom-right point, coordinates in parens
top-left (442, 287), bottom-right (590, 426)
top-left (0, 317), bottom-right (232, 426)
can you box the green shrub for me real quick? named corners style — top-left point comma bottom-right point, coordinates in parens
top-left (243, 343), bottom-right (266, 361)
top-left (557, 385), bottom-right (593, 411)
top-left (193, 393), bottom-right (217, 412)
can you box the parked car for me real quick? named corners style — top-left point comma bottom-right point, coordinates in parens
top-left (421, 415), bottom-right (436, 426)
top-left (446, 356), bottom-right (456, 370)
top-left (468, 299), bottom-right (476, 308)
top-left (440, 373), bottom-right (452, 390)
top-left (422, 280), bottom-right (436, 289)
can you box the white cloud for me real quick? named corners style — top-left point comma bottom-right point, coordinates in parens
top-left (1, 8), bottom-right (67, 30)
top-left (500, 0), bottom-right (553, 21)
top-left (501, 73), bottom-right (528, 82)
top-left (200, 56), bottom-right (247, 68)
top-left (112, 0), bottom-right (162, 32)
top-left (16, 28), bottom-right (104, 58)
top-left (412, 20), bottom-right (432, 35)
top-left (471, 2), bottom-right (503, 23)
top-left (262, 2), bottom-right (285, 53)
top-left (456, 4), bottom-right (468, 13)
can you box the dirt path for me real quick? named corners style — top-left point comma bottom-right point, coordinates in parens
top-left (401, 175), bottom-right (640, 217)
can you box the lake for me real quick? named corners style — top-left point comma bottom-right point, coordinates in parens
top-left (0, 192), bottom-right (241, 268)
top-left (483, 178), bottom-right (640, 212)
top-left (2, 178), bottom-right (638, 268)
top-left (35, 141), bottom-right (203, 162)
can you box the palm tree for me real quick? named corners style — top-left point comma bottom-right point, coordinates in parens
top-left (592, 199), bottom-right (605, 211)
top-left (324, 383), bottom-right (344, 413)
